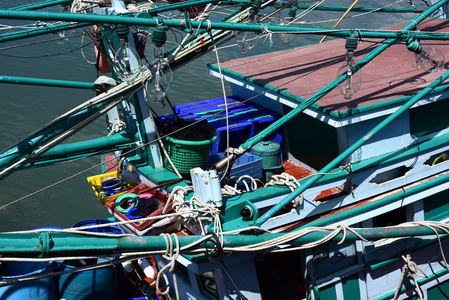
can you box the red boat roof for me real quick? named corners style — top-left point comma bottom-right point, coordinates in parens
top-left (216, 19), bottom-right (449, 117)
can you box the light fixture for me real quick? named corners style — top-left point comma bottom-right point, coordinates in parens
top-left (145, 27), bottom-right (173, 104)
top-left (406, 38), bottom-right (445, 73)
top-left (235, 0), bottom-right (262, 53)
top-left (57, 5), bottom-right (69, 46)
top-left (274, 0), bottom-right (293, 47)
top-left (336, 35), bottom-right (362, 100)
top-left (112, 26), bottom-right (143, 84)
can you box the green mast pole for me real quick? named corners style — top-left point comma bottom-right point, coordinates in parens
top-left (0, 75), bottom-right (95, 90)
top-left (0, 21), bottom-right (92, 43)
top-left (9, 0), bottom-right (73, 11)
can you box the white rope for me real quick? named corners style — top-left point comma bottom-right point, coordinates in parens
top-left (71, 0), bottom-right (99, 13)
top-left (156, 233), bottom-right (180, 299)
top-left (393, 254), bottom-right (428, 300)
top-left (207, 20), bottom-right (232, 180)
top-left (265, 173), bottom-right (303, 207)
top-left (107, 120), bottom-right (127, 136)
top-left (80, 31), bottom-right (97, 65)
top-left (261, 23), bottom-right (273, 47)
top-left (127, 1), bottom-right (156, 13)
top-left (147, 108), bottom-right (183, 178)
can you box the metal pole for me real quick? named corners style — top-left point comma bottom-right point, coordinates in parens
top-left (0, 224), bottom-right (447, 257)
top-left (0, 75), bottom-right (95, 89)
top-left (0, 5), bottom-right (448, 39)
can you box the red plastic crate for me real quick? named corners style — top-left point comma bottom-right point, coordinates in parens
top-left (107, 184), bottom-right (175, 235)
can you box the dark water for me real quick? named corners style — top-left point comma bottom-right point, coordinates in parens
top-left (0, 0), bottom-right (425, 230)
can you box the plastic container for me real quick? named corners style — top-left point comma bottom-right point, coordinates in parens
top-left (210, 119), bottom-right (254, 155)
top-left (163, 135), bottom-right (217, 174)
top-left (0, 262), bottom-right (58, 300)
top-left (59, 258), bottom-right (122, 300)
top-left (72, 219), bottom-right (123, 234)
top-left (208, 152), bottom-right (263, 180)
top-left (107, 184), bottom-right (172, 236)
top-left (174, 95), bottom-right (249, 116)
top-left (86, 171), bottom-right (132, 207)
top-left (251, 141), bottom-right (282, 181)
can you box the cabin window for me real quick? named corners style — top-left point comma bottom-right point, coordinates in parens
top-left (312, 241), bottom-right (357, 278)
top-left (423, 189), bottom-right (449, 222)
top-left (283, 105), bottom-right (339, 170)
top-left (369, 165), bottom-right (412, 185)
top-left (372, 206), bottom-right (407, 227)
top-left (410, 99), bottom-right (449, 138)
top-left (198, 271), bottom-right (219, 299)
top-left (424, 152), bottom-right (448, 166)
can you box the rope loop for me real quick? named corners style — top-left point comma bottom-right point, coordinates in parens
top-left (204, 232), bottom-right (225, 262)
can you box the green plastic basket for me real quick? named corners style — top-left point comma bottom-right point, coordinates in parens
top-left (163, 135), bottom-right (217, 174)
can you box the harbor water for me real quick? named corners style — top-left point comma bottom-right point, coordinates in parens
top-left (0, 0), bottom-right (425, 230)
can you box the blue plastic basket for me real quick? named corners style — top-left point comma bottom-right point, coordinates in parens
top-left (208, 152), bottom-right (263, 180)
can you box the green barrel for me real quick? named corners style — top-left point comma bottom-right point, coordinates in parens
top-left (251, 141), bottom-right (282, 181)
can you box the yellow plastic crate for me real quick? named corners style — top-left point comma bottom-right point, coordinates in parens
top-left (87, 171), bottom-right (131, 207)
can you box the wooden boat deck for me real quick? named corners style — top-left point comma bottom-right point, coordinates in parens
top-left (218, 19), bottom-right (449, 115)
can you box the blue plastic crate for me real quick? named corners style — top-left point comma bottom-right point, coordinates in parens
top-left (160, 98), bottom-right (283, 156)
top-left (210, 119), bottom-right (254, 154)
top-left (174, 95), bottom-right (253, 116)
top-left (208, 152), bottom-right (263, 180)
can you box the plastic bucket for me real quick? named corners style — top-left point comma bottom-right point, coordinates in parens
top-left (164, 135), bottom-right (217, 174)
top-left (0, 262), bottom-right (58, 300)
top-left (72, 219), bottom-right (122, 234)
top-left (59, 258), bottom-right (122, 300)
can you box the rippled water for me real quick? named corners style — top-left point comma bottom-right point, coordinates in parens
top-left (0, 0), bottom-right (425, 230)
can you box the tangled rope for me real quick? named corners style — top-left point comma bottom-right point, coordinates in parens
top-left (163, 186), bottom-right (223, 237)
top-left (156, 233), bottom-right (181, 300)
top-left (107, 120), bottom-right (127, 136)
top-left (265, 173), bottom-right (303, 207)
top-left (393, 254), bottom-right (428, 300)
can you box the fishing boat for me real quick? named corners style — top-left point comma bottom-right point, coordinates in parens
top-left (2, 0), bottom-right (449, 299)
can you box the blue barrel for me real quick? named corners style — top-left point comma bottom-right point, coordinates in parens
top-left (0, 262), bottom-right (58, 300)
top-left (58, 259), bottom-right (118, 300)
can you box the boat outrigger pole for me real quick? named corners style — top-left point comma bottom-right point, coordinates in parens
top-left (1, 6), bottom-right (449, 41)
top-left (0, 224), bottom-right (448, 258)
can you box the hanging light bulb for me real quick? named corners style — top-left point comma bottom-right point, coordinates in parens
top-left (410, 45), bottom-right (444, 72)
top-left (113, 36), bottom-right (142, 84)
top-left (336, 36), bottom-right (362, 100)
top-left (405, 37), bottom-right (445, 73)
top-left (337, 59), bottom-right (362, 100)
top-left (273, 0), bottom-right (292, 47)
top-left (235, 0), bottom-right (262, 53)
top-left (276, 16), bottom-right (293, 47)
top-left (57, 5), bottom-right (69, 46)
top-left (145, 27), bottom-right (173, 104)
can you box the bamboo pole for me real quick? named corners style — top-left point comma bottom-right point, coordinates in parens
top-left (319, 0), bottom-right (359, 43)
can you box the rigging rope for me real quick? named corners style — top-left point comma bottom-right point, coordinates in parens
top-left (393, 254), bottom-right (428, 300)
